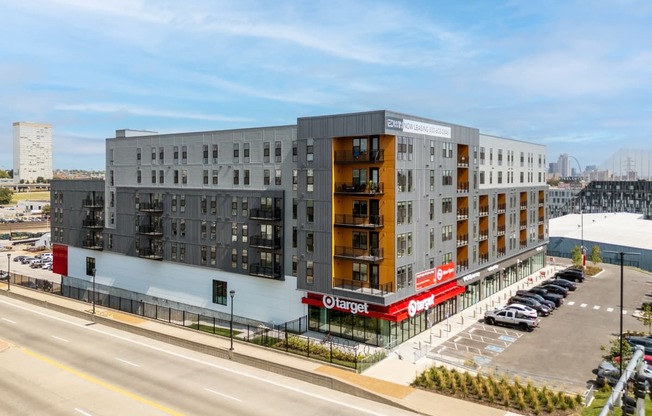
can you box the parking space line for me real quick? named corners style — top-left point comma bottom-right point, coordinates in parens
top-left (468, 328), bottom-right (476, 333)
top-left (593, 305), bottom-right (600, 310)
top-left (580, 303), bottom-right (587, 308)
top-left (607, 307), bottom-right (614, 312)
top-left (453, 336), bottom-right (462, 343)
top-left (567, 301), bottom-right (575, 306)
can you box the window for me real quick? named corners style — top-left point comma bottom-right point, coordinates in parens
top-left (479, 147), bottom-right (485, 165)
top-left (179, 243), bottom-right (185, 261)
top-left (180, 196), bottom-right (186, 213)
top-left (306, 231), bottom-right (314, 252)
top-left (201, 246), bottom-right (207, 265)
top-left (180, 219), bottom-right (186, 237)
top-left (275, 141), bottom-right (282, 163)
top-left (397, 266), bottom-right (406, 290)
top-left (306, 260), bottom-right (314, 284)
top-left (159, 147), bottom-right (164, 164)
top-left (307, 138), bottom-right (314, 162)
top-left (263, 142), bottom-right (270, 162)
top-left (171, 195), bottom-right (177, 212)
top-left (201, 196), bottom-right (207, 214)
top-left (210, 196), bottom-right (217, 215)
top-left (442, 142), bottom-right (453, 158)
top-left (306, 200), bottom-right (314, 222)
top-left (244, 169), bottom-right (250, 185)
top-left (233, 169), bottom-right (239, 185)
top-left (242, 224), bottom-right (248, 243)
top-left (430, 228), bottom-right (435, 249)
top-left (174, 170), bottom-right (179, 184)
top-left (397, 201), bottom-right (407, 225)
top-left (243, 143), bottom-right (250, 163)
top-left (442, 170), bottom-right (453, 186)
top-left (85, 257), bottom-right (96, 276)
top-left (212, 144), bottom-right (218, 163)
top-left (203, 170), bottom-right (209, 185)
top-left (292, 227), bottom-right (297, 248)
top-left (231, 197), bottom-right (237, 216)
top-left (430, 170), bottom-right (435, 191)
top-left (210, 221), bottom-right (217, 240)
top-left (212, 280), bottom-right (227, 305)
top-left (275, 169), bottom-right (281, 185)
top-left (159, 170), bottom-right (164, 184)
top-left (430, 141), bottom-right (435, 162)
top-left (264, 169), bottom-right (270, 185)
top-left (203, 145), bottom-right (209, 164)
top-left (352, 263), bottom-right (368, 282)
top-left (210, 246), bottom-right (216, 265)
top-left (181, 170), bottom-right (187, 184)
top-left (307, 169), bottom-right (314, 192)
top-left (136, 148), bottom-right (141, 164)
top-left (152, 170), bottom-right (156, 184)
top-left (241, 249), bottom-right (248, 270)
top-left (352, 231), bottom-right (367, 248)
top-left (292, 255), bottom-right (298, 277)
top-left (136, 169), bottom-right (141, 184)
top-left (231, 248), bottom-right (237, 268)
top-left (441, 225), bottom-right (453, 241)
top-left (174, 146), bottom-right (179, 164)
top-left (212, 170), bottom-right (218, 185)
top-left (292, 141), bottom-right (298, 162)
top-left (233, 143), bottom-right (239, 163)
top-left (152, 147), bottom-right (157, 163)
top-left (182, 146), bottom-right (187, 164)
top-left (442, 197), bottom-right (452, 213)
top-left (201, 221), bottom-right (207, 238)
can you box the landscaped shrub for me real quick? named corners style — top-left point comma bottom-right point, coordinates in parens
top-left (411, 366), bottom-right (582, 415)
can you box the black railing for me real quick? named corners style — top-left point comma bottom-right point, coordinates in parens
top-left (333, 214), bottom-right (383, 228)
top-left (249, 263), bottom-right (282, 279)
top-left (82, 198), bottom-right (104, 208)
top-left (333, 149), bottom-right (384, 163)
top-left (82, 219), bottom-right (104, 228)
top-left (139, 202), bottom-right (164, 212)
top-left (333, 246), bottom-right (383, 261)
top-left (137, 225), bottom-right (163, 235)
top-left (249, 208), bottom-right (282, 220)
top-left (334, 182), bottom-right (384, 195)
top-left (249, 236), bottom-right (282, 249)
top-left (332, 278), bottom-right (393, 296)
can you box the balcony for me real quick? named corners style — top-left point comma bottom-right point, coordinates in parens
top-left (334, 246), bottom-right (383, 262)
top-left (497, 204), bottom-right (506, 214)
top-left (456, 234), bottom-right (468, 247)
top-left (520, 204), bottom-right (527, 210)
top-left (249, 208), bottom-right (282, 221)
top-left (82, 198), bottom-right (104, 209)
top-left (457, 156), bottom-right (469, 167)
top-left (456, 260), bottom-right (469, 272)
top-left (457, 181), bottom-right (469, 193)
top-left (479, 254), bottom-right (489, 264)
top-left (139, 202), bottom-right (164, 213)
top-left (82, 238), bottom-right (103, 250)
top-left (519, 221), bottom-right (527, 230)
top-left (497, 248), bottom-right (506, 257)
top-left (334, 149), bottom-right (384, 164)
top-left (334, 182), bottom-right (384, 196)
top-left (137, 225), bottom-right (163, 237)
top-left (334, 214), bottom-right (384, 228)
top-left (332, 278), bottom-right (393, 296)
top-left (497, 226), bottom-right (506, 236)
top-left (478, 232), bottom-right (489, 241)
top-left (249, 263), bottom-right (282, 280)
top-left (249, 235), bottom-right (282, 250)
top-left (82, 219), bottom-right (104, 228)
top-left (457, 208), bottom-right (468, 220)
top-left (138, 247), bottom-right (163, 260)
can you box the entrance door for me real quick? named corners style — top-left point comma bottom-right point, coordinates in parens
top-left (369, 199), bottom-right (379, 225)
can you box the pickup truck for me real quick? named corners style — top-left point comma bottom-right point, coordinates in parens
top-left (484, 308), bottom-right (541, 332)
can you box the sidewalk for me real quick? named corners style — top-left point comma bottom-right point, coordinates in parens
top-left (0, 266), bottom-right (563, 416)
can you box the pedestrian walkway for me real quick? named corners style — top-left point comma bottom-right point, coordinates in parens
top-left (0, 265), bottom-right (564, 416)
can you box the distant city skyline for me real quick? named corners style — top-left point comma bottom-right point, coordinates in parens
top-left (1, 1), bottom-right (651, 170)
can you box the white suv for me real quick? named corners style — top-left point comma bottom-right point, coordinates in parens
top-left (503, 303), bottom-right (538, 318)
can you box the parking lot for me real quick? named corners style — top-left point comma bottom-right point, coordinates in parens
top-left (432, 263), bottom-right (652, 391)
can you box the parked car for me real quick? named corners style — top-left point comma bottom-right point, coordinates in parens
top-left (20, 257), bottom-right (36, 264)
top-left (29, 260), bottom-right (44, 268)
top-left (502, 303), bottom-right (539, 318)
top-left (528, 287), bottom-right (564, 307)
top-left (484, 308), bottom-right (541, 331)
top-left (515, 290), bottom-right (556, 310)
top-left (508, 296), bottom-right (552, 317)
top-left (542, 278), bottom-right (576, 291)
top-left (13, 255), bottom-right (27, 263)
top-left (41, 262), bottom-right (52, 270)
top-left (0, 271), bottom-right (8, 280)
top-left (536, 283), bottom-right (569, 297)
top-left (555, 269), bottom-right (585, 283)
top-left (627, 337), bottom-right (652, 355)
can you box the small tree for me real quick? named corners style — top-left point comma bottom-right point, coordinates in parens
top-left (590, 245), bottom-right (602, 266)
top-left (638, 304), bottom-right (652, 335)
top-left (601, 335), bottom-right (633, 364)
top-left (0, 188), bottom-right (13, 205)
top-left (571, 245), bottom-right (582, 267)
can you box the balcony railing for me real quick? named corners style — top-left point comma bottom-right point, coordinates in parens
top-left (478, 232), bottom-right (489, 241)
top-left (82, 198), bottom-right (104, 209)
top-left (334, 182), bottom-right (384, 195)
top-left (457, 208), bottom-right (468, 220)
top-left (249, 208), bottom-right (282, 221)
top-left (334, 246), bottom-right (383, 262)
top-left (333, 214), bottom-right (383, 228)
top-left (82, 238), bottom-right (103, 250)
top-left (333, 149), bottom-right (384, 163)
top-left (457, 156), bottom-right (469, 167)
top-left (138, 247), bottom-right (163, 260)
top-left (82, 219), bottom-right (104, 228)
top-left (497, 226), bottom-right (506, 236)
top-left (479, 254), bottom-right (489, 264)
top-left (137, 225), bottom-right (163, 236)
top-left (249, 263), bottom-right (282, 280)
top-left (519, 221), bottom-right (527, 230)
top-left (249, 236), bottom-right (282, 250)
top-left (457, 181), bottom-right (469, 193)
top-left (139, 202), bottom-right (164, 213)
top-left (456, 234), bottom-right (468, 246)
top-left (497, 204), bottom-right (506, 213)
top-left (456, 260), bottom-right (469, 272)
top-left (332, 278), bottom-right (393, 296)
top-left (520, 204), bottom-right (528, 210)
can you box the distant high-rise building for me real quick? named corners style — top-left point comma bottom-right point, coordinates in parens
top-left (13, 122), bottom-right (53, 182)
top-left (557, 153), bottom-right (572, 177)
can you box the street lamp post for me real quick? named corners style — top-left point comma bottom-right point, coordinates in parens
top-left (92, 268), bottom-right (96, 314)
top-left (229, 289), bottom-right (235, 352)
top-left (6, 253), bottom-right (10, 291)
top-left (569, 155), bottom-right (584, 267)
top-left (605, 250), bottom-right (640, 376)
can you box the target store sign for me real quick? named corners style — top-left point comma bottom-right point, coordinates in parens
top-left (415, 262), bottom-right (456, 291)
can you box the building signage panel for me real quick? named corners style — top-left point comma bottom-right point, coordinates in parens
top-left (322, 294), bottom-right (369, 315)
top-left (416, 262), bottom-right (456, 291)
top-left (408, 294), bottom-right (435, 317)
top-left (386, 117), bottom-right (451, 138)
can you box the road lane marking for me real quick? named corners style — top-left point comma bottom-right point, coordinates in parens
top-left (204, 388), bottom-right (242, 402)
top-left (593, 306), bottom-right (600, 310)
top-left (74, 408), bottom-right (93, 416)
top-left (468, 328), bottom-right (476, 333)
top-left (21, 347), bottom-right (185, 416)
top-left (567, 301), bottom-right (575, 306)
top-left (116, 357), bottom-right (140, 367)
top-left (607, 307), bottom-right (614, 312)
top-left (453, 336), bottom-right (462, 343)
top-left (3, 300), bottom-right (397, 416)
top-left (2, 318), bottom-right (16, 324)
top-left (52, 335), bottom-right (70, 342)
top-left (580, 304), bottom-right (587, 308)
top-left (623, 310), bottom-right (628, 315)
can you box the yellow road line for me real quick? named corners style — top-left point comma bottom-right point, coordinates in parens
top-left (21, 347), bottom-right (186, 416)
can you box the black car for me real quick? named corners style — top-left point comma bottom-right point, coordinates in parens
top-left (627, 337), bottom-right (652, 355)
top-left (555, 269), bottom-right (584, 283)
top-left (508, 296), bottom-right (552, 316)
top-left (536, 283), bottom-right (569, 297)
top-left (528, 287), bottom-right (564, 307)
top-left (543, 278), bottom-right (577, 291)
top-left (515, 290), bottom-right (556, 310)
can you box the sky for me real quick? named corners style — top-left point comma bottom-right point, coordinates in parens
top-left (0, 0), bottom-right (651, 171)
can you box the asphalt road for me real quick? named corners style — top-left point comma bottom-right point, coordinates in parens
top-left (0, 297), bottom-right (419, 416)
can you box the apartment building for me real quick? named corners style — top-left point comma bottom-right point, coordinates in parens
top-left (13, 122), bottom-right (53, 182)
top-left (51, 110), bottom-right (548, 347)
